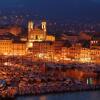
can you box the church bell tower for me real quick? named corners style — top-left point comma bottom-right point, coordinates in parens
top-left (28, 20), bottom-right (34, 33)
top-left (42, 18), bottom-right (47, 40)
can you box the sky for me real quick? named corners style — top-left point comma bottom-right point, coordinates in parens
top-left (0, 0), bottom-right (100, 20)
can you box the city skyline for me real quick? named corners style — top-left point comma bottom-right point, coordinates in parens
top-left (0, 0), bottom-right (99, 99)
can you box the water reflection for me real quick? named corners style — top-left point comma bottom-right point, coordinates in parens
top-left (16, 91), bottom-right (100, 100)
top-left (40, 96), bottom-right (47, 100)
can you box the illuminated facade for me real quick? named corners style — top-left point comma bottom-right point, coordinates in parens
top-left (0, 19), bottom-right (55, 56)
top-left (28, 19), bottom-right (55, 43)
top-left (61, 44), bottom-right (82, 63)
top-left (31, 42), bottom-right (54, 61)
top-left (61, 45), bottom-right (100, 64)
top-left (0, 40), bottom-right (12, 55)
top-left (79, 48), bottom-right (91, 63)
top-left (0, 18), bottom-right (99, 64)
top-left (12, 42), bottom-right (27, 56)
top-left (0, 40), bottom-right (27, 56)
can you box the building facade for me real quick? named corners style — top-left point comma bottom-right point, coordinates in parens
top-left (28, 19), bottom-right (55, 44)
top-left (0, 40), bottom-right (27, 56)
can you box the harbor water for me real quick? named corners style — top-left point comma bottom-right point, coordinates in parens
top-left (16, 91), bottom-right (100, 100)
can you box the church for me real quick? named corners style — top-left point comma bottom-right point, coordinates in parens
top-left (28, 19), bottom-right (55, 42)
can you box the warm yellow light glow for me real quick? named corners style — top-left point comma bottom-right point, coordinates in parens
top-left (27, 42), bottom-right (33, 48)
top-left (80, 58), bottom-right (91, 62)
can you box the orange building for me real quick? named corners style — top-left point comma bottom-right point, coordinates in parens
top-left (0, 39), bottom-right (27, 56)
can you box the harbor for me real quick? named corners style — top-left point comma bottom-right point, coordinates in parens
top-left (0, 56), bottom-right (100, 98)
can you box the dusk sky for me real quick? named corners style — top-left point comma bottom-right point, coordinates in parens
top-left (0, 0), bottom-right (100, 20)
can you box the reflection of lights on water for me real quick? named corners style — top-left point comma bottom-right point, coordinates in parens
top-left (40, 96), bottom-right (47, 100)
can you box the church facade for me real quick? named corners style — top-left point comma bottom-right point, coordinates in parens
top-left (28, 19), bottom-right (55, 42)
